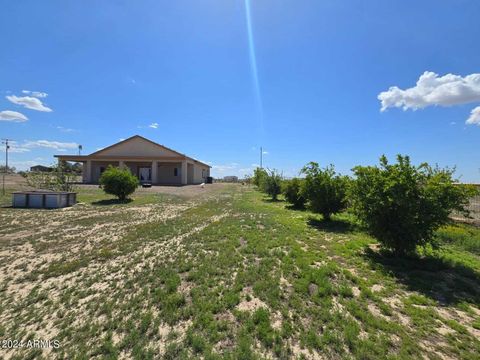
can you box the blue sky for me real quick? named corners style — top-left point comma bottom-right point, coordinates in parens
top-left (1, 0), bottom-right (479, 181)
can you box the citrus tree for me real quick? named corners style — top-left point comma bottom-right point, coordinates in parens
top-left (351, 155), bottom-right (477, 255)
top-left (99, 165), bottom-right (139, 201)
top-left (301, 163), bottom-right (349, 220)
top-left (283, 178), bottom-right (306, 208)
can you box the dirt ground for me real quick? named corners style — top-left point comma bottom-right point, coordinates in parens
top-left (1, 174), bottom-right (233, 199)
top-left (77, 182), bottom-right (235, 199)
top-left (1, 182), bottom-right (479, 359)
top-left (1, 174), bottom-right (29, 188)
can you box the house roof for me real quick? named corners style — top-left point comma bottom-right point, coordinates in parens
top-left (55, 135), bottom-right (211, 168)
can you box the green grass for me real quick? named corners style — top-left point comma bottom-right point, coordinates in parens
top-left (436, 223), bottom-right (480, 255)
top-left (0, 184), bottom-right (479, 359)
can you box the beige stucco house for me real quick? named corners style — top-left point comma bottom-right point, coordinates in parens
top-left (55, 135), bottom-right (211, 185)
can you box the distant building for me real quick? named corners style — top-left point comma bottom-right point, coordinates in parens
top-left (223, 176), bottom-right (239, 183)
top-left (30, 165), bottom-right (52, 172)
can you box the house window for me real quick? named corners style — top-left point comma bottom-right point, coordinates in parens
top-left (174, 168), bottom-right (178, 176)
top-left (202, 169), bottom-right (205, 178)
top-left (100, 166), bottom-right (105, 174)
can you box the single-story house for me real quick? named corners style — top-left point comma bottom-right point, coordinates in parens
top-left (30, 165), bottom-right (53, 172)
top-left (54, 135), bottom-right (211, 185)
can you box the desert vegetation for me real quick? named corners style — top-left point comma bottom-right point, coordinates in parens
top-left (0, 157), bottom-right (479, 359)
top-left (25, 162), bottom-right (78, 192)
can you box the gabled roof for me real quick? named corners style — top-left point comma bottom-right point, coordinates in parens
top-left (55, 135), bottom-right (211, 167)
top-left (89, 135), bottom-right (186, 157)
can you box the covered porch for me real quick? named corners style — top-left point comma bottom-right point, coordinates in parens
top-left (55, 156), bottom-right (193, 185)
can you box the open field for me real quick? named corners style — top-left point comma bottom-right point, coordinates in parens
top-left (1, 180), bottom-right (479, 359)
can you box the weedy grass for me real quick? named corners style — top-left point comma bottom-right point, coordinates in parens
top-left (436, 223), bottom-right (480, 255)
top-left (0, 184), bottom-right (479, 359)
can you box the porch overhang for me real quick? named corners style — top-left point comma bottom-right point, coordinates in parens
top-left (54, 155), bottom-right (211, 168)
top-left (54, 155), bottom-right (187, 162)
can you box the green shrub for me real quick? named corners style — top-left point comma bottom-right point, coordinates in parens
top-left (283, 178), bottom-right (306, 208)
top-left (252, 167), bottom-right (268, 189)
top-left (301, 162), bottom-right (349, 220)
top-left (99, 165), bottom-right (139, 201)
top-left (351, 155), bottom-right (477, 255)
top-left (263, 169), bottom-right (283, 201)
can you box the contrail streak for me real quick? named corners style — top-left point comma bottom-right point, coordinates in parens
top-left (244, 0), bottom-right (264, 134)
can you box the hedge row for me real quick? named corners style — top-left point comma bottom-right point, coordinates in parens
top-left (253, 155), bottom-right (477, 255)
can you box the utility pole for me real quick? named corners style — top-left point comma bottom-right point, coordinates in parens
top-left (2, 138), bottom-right (12, 196)
top-left (260, 146), bottom-right (263, 169)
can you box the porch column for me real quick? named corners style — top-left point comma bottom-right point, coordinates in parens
top-left (181, 160), bottom-right (188, 185)
top-left (84, 160), bottom-right (92, 183)
top-left (152, 160), bottom-right (158, 184)
top-left (119, 161), bottom-right (125, 168)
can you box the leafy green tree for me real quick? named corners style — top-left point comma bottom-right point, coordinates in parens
top-left (301, 163), bottom-right (348, 220)
top-left (351, 155), bottom-right (477, 255)
top-left (283, 178), bottom-right (306, 208)
top-left (263, 169), bottom-right (283, 200)
top-left (99, 165), bottom-right (139, 201)
top-left (252, 168), bottom-right (268, 189)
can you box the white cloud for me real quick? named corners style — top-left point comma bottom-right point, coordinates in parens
top-left (466, 106), bottom-right (480, 125)
top-left (56, 126), bottom-right (76, 133)
top-left (211, 162), bottom-right (256, 178)
top-left (378, 71), bottom-right (480, 126)
top-left (0, 110), bottom-right (28, 122)
top-left (6, 141), bottom-right (30, 153)
top-left (149, 122), bottom-right (159, 129)
top-left (378, 71), bottom-right (480, 111)
top-left (212, 163), bottom-right (238, 173)
top-left (22, 90), bottom-right (48, 98)
top-left (6, 139), bottom-right (78, 153)
top-left (9, 147), bottom-right (30, 153)
top-left (9, 160), bottom-right (42, 169)
top-left (6, 95), bottom-right (52, 112)
top-left (22, 140), bottom-right (78, 151)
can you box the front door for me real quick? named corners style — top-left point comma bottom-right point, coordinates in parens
top-left (139, 167), bottom-right (151, 183)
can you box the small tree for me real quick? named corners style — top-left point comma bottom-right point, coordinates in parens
top-left (283, 178), bottom-right (306, 208)
top-left (99, 165), bottom-right (139, 201)
top-left (262, 169), bottom-right (283, 201)
top-left (26, 162), bottom-right (76, 191)
top-left (301, 163), bottom-right (348, 220)
top-left (252, 168), bottom-right (268, 189)
top-left (1, 165), bottom-right (16, 174)
top-left (351, 155), bottom-right (477, 255)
